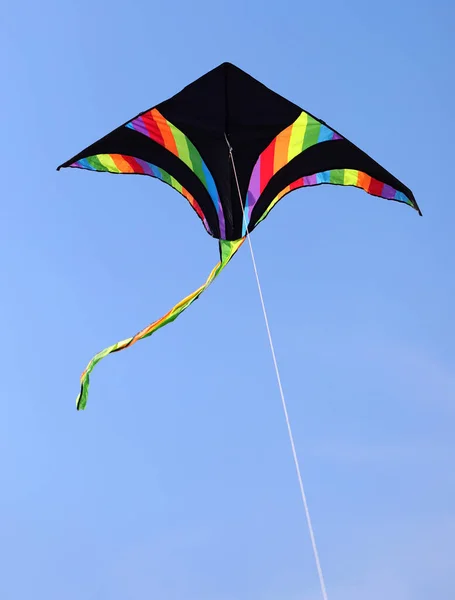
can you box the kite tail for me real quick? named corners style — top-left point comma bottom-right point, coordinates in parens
top-left (76, 238), bottom-right (245, 410)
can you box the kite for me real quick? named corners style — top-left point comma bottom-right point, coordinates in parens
top-left (58, 62), bottom-right (420, 410)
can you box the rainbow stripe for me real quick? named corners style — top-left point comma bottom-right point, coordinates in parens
top-left (126, 109), bottom-right (225, 237)
top-left (75, 237), bottom-right (245, 410)
top-left (70, 154), bottom-right (211, 234)
top-left (245, 111), bottom-right (342, 233)
top-left (256, 168), bottom-right (415, 226)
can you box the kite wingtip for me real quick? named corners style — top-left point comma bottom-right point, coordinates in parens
top-left (408, 194), bottom-right (422, 217)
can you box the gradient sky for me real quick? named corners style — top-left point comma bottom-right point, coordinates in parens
top-left (1, 1), bottom-right (454, 598)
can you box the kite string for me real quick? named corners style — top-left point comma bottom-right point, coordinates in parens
top-left (225, 134), bottom-right (329, 600)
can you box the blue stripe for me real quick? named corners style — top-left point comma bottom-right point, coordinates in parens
top-left (150, 165), bottom-right (162, 179)
top-left (78, 158), bottom-right (93, 170)
top-left (317, 125), bottom-right (334, 143)
top-left (242, 191), bottom-right (254, 236)
top-left (316, 171), bottom-right (331, 184)
top-left (201, 161), bottom-right (221, 211)
top-left (394, 191), bottom-right (412, 205)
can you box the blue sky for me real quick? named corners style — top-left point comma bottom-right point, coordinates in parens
top-left (1, 0), bottom-right (454, 598)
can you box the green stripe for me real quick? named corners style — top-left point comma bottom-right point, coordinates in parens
top-left (171, 125), bottom-right (192, 168)
top-left (302, 116), bottom-right (321, 150)
top-left (88, 155), bottom-right (107, 171)
top-left (158, 168), bottom-right (171, 186)
top-left (329, 169), bottom-right (345, 184)
top-left (186, 140), bottom-right (207, 187)
top-left (168, 123), bottom-right (208, 190)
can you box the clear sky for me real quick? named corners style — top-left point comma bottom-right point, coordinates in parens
top-left (1, 1), bottom-right (454, 598)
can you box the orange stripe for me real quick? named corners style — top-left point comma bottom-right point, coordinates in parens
top-left (153, 110), bottom-right (178, 156)
top-left (273, 124), bottom-right (293, 173)
top-left (182, 188), bottom-right (205, 220)
top-left (111, 154), bottom-right (134, 173)
top-left (275, 184), bottom-right (291, 203)
top-left (357, 172), bottom-right (371, 192)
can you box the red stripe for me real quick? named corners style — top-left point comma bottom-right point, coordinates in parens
top-left (290, 178), bottom-right (303, 190)
top-left (141, 111), bottom-right (165, 146)
top-left (260, 139), bottom-right (276, 193)
top-left (182, 189), bottom-right (205, 221)
top-left (122, 155), bottom-right (144, 174)
top-left (368, 177), bottom-right (384, 196)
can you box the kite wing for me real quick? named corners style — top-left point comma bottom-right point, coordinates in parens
top-left (57, 107), bottom-right (224, 239)
top-left (242, 109), bottom-right (421, 235)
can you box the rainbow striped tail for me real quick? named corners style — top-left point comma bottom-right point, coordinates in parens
top-left (76, 238), bottom-right (245, 410)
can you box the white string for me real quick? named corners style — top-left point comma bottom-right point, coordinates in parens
top-left (225, 134), bottom-right (329, 600)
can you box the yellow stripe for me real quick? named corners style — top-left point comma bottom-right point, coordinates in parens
top-left (287, 112), bottom-right (308, 162)
top-left (343, 169), bottom-right (359, 186)
top-left (171, 126), bottom-right (192, 169)
top-left (97, 155), bottom-right (122, 173)
top-left (170, 176), bottom-right (183, 192)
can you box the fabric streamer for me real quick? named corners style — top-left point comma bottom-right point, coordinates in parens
top-left (76, 238), bottom-right (244, 410)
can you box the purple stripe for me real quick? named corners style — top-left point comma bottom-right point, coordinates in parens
top-left (135, 158), bottom-right (153, 176)
top-left (247, 161), bottom-right (261, 219)
top-left (217, 208), bottom-right (226, 239)
top-left (381, 184), bottom-right (398, 200)
top-left (131, 117), bottom-right (149, 137)
top-left (304, 174), bottom-right (318, 186)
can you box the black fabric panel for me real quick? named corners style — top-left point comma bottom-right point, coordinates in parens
top-left (249, 139), bottom-right (420, 231)
top-left (157, 63), bottom-right (302, 240)
top-left (57, 126), bottom-right (221, 238)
